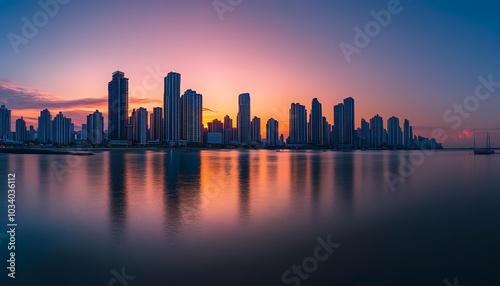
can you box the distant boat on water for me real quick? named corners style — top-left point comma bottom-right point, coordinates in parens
top-left (474, 133), bottom-right (494, 155)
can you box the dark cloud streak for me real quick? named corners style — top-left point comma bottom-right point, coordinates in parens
top-left (0, 82), bottom-right (106, 110)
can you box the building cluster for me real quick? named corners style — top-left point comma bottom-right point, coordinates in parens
top-left (0, 71), bottom-right (442, 149)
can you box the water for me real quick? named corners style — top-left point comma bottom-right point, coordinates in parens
top-left (0, 150), bottom-right (499, 286)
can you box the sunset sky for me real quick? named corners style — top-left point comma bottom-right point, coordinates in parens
top-left (1, 0), bottom-right (500, 147)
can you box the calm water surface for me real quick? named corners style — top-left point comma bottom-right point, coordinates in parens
top-left (0, 150), bottom-right (499, 285)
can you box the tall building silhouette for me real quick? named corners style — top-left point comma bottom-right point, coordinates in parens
top-left (108, 71), bottom-right (129, 140)
top-left (322, 116), bottom-right (331, 146)
top-left (223, 115), bottom-right (233, 145)
top-left (266, 118), bottom-right (279, 147)
top-left (131, 107), bottom-right (148, 144)
top-left (87, 110), bottom-right (104, 145)
top-left (250, 116), bottom-right (261, 144)
top-left (180, 89), bottom-right (202, 144)
top-left (28, 125), bottom-right (35, 141)
top-left (15, 117), bottom-right (27, 143)
top-left (333, 103), bottom-right (344, 148)
top-left (81, 124), bottom-right (87, 141)
top-left (343, 97), bottom-right (355, 147)
top-left (164, 72), bottom-right (181, 146)
top-left (359, 118), bottom-right (370, 147)
top-left (307, 113), bottom-right (312, 144)
top-left (0, 105), bottom-right (11, 141)
top-left (387, 116), bottom-right (401, 146)
top-left (370, 114), bottom-right (383, 147)
top-left (150, 107), bottom-right (163, 142)
top-left (52, 112), bottom-right (73, 145)
top-left (37, 109), bottom-right (52, 143)
top-left (289, 103), bottom-right (307, 144)
top-left (403, 119), bottom-right (411, 148)
top-left (237, 93), bottom-right (251, 145)
top-left (208, 119), bottom-right (223, 133)
top-left (310, 98), bottom-right (323, 146)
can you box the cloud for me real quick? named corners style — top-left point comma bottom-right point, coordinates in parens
top-left (129, 97), bottom-right (162, 105)
top-left (0, 82), bottom-right (162, 111)
top-left (0, 82), bottom-right (106, 110)
top-left (203, 108), bottom-right (217, 113)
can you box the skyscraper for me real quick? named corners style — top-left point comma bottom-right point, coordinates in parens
top-left (28, 126), bottom-right (35, 141)
top-left (370, 114), bottom-right (384, 147)
top-left (81, 124), bottom-right (87, 141)
top-left (322, 116), bottom-right (331, 146)
top-left (310, 98), bottom-right (323, 146)
top-left (180, 89), bottom-right (202, 144)
top-left (37, 109), bottom-right (52, 143)
top-left (0, 105), bottom-right (11, 141)
top-left (307, 113), bottom-right (312, 144)
top-left (343, 97), bottom-right (355, 147)
top-left (266, 118), bottom-right (279, 147)
top-left (223, 115), bottom-right (233, 145)
top-left (403, 119), bottom-right (411, 148)
top-left (409, 126), bottom-right (414, 148)
top-left (208, 119), bottom-right (223, 133)
top-left (289, 103), bottom-right (307, 144)
top-left (333, 103), bottom-right (344, 148)
top-left (131, 107), bottom-right (148, 144)
top-left (87, 110), bottom-right (104, 145)
top-left (223, 115), bottom-right (233, 130)
top-left (150, 107), bottom-right (163, 142)
top-left (52, 112), bottom-right (72, 145)
top-left (250, 116), bottom-right (261, 144)
top-left (15, 117), bottom-right (27, 143)
top-left (359, 118), bottom-right (370, 147)
top-left (164, 72), bottom-right (181, 145)
top-left (237, 93), bottom-right (251, 145)
top-left (108, 71), bottom-right (129, 140)
top-left (387, 116), bottom-right (401, 147)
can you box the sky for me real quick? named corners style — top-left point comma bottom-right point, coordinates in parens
top-left (1, 0), bottom-right (500, 147)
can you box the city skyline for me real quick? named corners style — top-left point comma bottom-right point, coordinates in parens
top-left (1, 2), bottom-right (499, 285)
top-left (0, 71), bottom-right (442, 149)
top-left (1, 1), bottom-right (500, 147)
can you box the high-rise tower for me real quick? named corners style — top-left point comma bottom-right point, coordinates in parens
top-left (180, 89), bottom-right (202, 144)
top-left (164, 72), bottom-right (181, 145)
top-left (0, 105), bottom-right (11, 141)
top-left (237, 93), bottom-right (251, 145)
top-left (108, 71), bottom-right (129, 140)
top-left (311, 98), bottom-right (323, 146)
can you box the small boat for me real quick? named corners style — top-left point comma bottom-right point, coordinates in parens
top-left (474, 133), bottom-right (494, 155)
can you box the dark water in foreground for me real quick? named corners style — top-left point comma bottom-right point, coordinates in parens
top-left (0, 150), bottom-right (499, 286)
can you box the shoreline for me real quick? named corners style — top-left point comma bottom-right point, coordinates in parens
top-left (0, 148), bottom-right (94, 155)
top-left (1, 147), bottom-right (494, 154)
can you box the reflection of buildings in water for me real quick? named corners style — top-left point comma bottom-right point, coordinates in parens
top-left (238, 151), bottom-right (250, 223)
top-left (38, 153), bottom-right (49, 190)
top-left (147, 150), bottom-right (165, 189)
top-left (265, 152), bottom-right (279, 183)
top-left (86, 151), bottom-right (104, 188)
top-left (385, 151), bottom-right (404, 192)
top-left (289, 152), bottom-right (309, 207)
top-left (310, 153), bottom-right (322, 216)
top-left (333, 153), bottom-right (355, 210)
top-left (163, 151), bottom-right (201, 236)
top-left (290, 153), bottom-right (308, 190)
top-left (178, 152), bottom-right (201, 226)
top-left (108, 151), bottom-right (128, 240)
top-left (224, 154), bottom-right (232, 177)
top-left (163, 150), bottom-right (181, 235)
